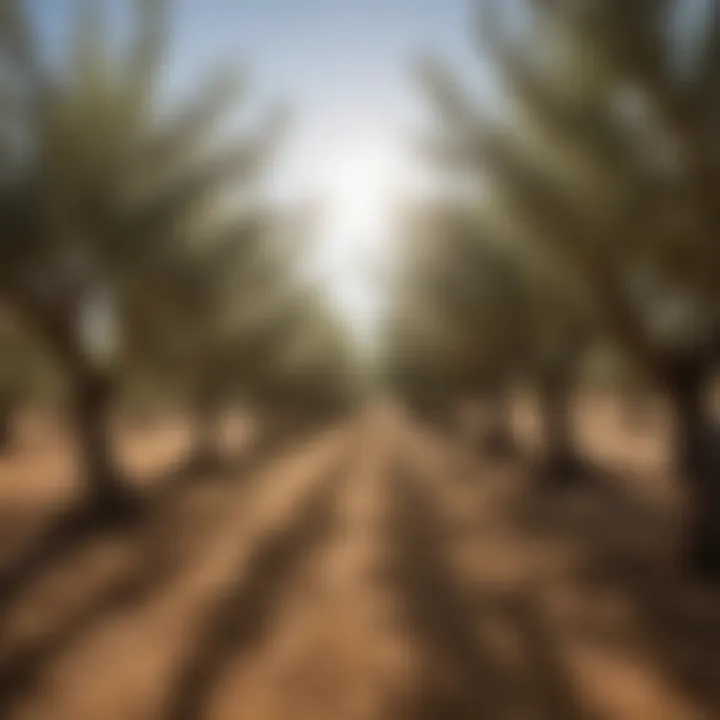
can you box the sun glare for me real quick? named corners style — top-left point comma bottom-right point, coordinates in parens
top-left (307, 134), bottom-right (407, 340)
top-left (320, 139), bottom-right (401, 243)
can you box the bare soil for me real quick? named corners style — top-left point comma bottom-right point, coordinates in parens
top-left (0, 398), bottom-right (717, 720)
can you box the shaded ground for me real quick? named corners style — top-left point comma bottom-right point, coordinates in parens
top-left (0, 399), bottom-right (718, 719)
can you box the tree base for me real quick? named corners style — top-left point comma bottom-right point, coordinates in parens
top-left (622, 407), bottom-right (654, 433)
top-left (85, 479), bottom-right (144, 526)
top-left (537, 452), bottom-right (592, 490)
top-left (0, 421), bottom-right (12, 457)
top-left (479, 429), bottom-right (516, 460)
top-left (186, 448), bottom-right (223, 476)
top-left (684, 530), bottom-right (720, 583)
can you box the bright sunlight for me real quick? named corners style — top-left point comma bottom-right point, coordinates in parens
top-left (308, 131), bottom-right (410, 340)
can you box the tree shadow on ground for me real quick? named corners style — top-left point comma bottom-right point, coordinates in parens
top-left (381, 455), bottom-right (588, 720)
top-left (0, 418), bottom-right (336, 637)
top-left (508, 462), bottom-right (720, 716)
top-left (154, 414), bottom-right (338, 495)
top-left (0, 493), bottom-right (201, 716)
top-left (162, 451), bottom-right (351, 720)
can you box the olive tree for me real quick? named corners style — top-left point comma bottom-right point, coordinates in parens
top-left (0, 0), bottom-right (283, 513)
top-left (418, 0), bottom-right (720, 574)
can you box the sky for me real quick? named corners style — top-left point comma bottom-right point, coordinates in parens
top-left (30, 0), bottom-right (481, 340)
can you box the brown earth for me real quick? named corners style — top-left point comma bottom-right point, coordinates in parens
top-left (0, 398), bottom-right (718, 720)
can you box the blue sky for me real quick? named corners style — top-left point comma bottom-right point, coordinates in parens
top-left (29, 0), bottom-right (481, 337)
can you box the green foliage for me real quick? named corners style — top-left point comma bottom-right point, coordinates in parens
top-left (0, 0), bottom-right (292, 400)
top-left (426, 0), bottom-right (720, 387)
top-left (387, 0), bottom-right (720, 413)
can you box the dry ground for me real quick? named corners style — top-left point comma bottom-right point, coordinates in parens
top-left (0, 398), bottom-right (718, 719)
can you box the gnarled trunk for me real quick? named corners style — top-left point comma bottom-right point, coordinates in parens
top-left (0, 396), bottom-right (13, 455)
top-left (479, 385), bottom-right (515, 458)
top-left (71, 371), bottom-right (131, 515)
top-left (671, 378), bottom-right (720, 579)
top-left (190, 385), bottom-right (222, 472)
top-left (413, 395), bottom-right (456, 436)
top-left (433, 399), bottom-right (458, 437)
top-left (537, 376), bottom-right (586, 487)
top-left (621, 385), bottom-right (654, 431)
top-left (2, 292), bottom-right (132, 513)
top-left (260, 405), bottom-right (298, 448)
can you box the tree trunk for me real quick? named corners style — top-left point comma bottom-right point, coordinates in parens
top-left (0, 293), bottom-right (133, 513)
top-left (260, 406), bottom-right (296, 447)
top-left (672, 379), bottom-right (720, 579)
top-left (433, 399), bottom-right (458, 436)
top-left (622, 385), bottom-right (653, 431)
top-left (190, 384), bottom-right (222, 472)
top-left (414, 395), bottom-right (455, 435)
top-left (0, 397), bottom-right (13, 455)
top-left (71, 372), bottom-right (133, 516)
top-left (537, 378), bottom-right (586, 487)
top-left (479, 386), bottom-right (515, 458)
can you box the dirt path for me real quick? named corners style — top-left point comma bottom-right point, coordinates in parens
top-left (0, 422), bottom-right (353, 720)
top-left (383, 412), bottom-right (719, 720)
top-left (194, 404), bottom-right (412, 720)
top-left (1, 406), bottom-right (720, 719)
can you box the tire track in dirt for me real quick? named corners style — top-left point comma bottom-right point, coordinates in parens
top-left (380, 415), bottom-right (590, 720)
top-left (380, 437), bottom-right (517, 719)
top-left (198, 404), bottom-right (415, 720)
top-left (8, 424), bottom-right (354, 720)
top-left (164, 446), bottom-right (354, 720)
top-left (394, 414), bottom-right (706, 720)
